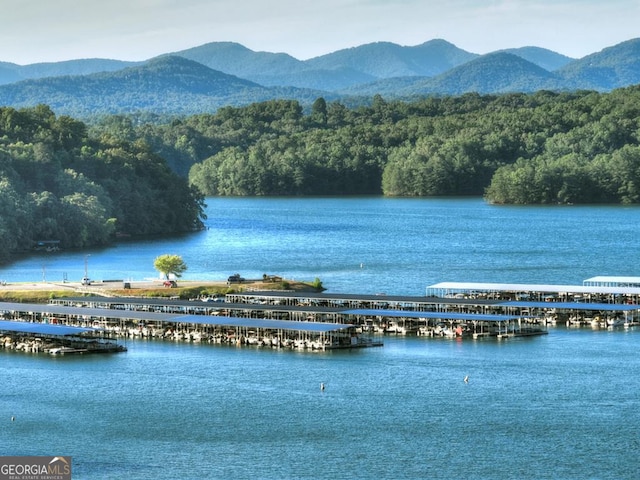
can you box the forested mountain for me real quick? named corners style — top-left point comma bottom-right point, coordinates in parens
top-left (0, 58), bottom-right (138, 86)
top-left (0, 38), bottom-right (639, 117)
top-left (166, 42), bottom-right (305, 79)
top-left (0, 105), bottom-right (205, 263)
top-left (304, 39), bottom-right (478, 78)
top-left (556, 38), bottom-right (640, 90)
top-left (500, 47), bottom-right (573, 71)
top-left (168, 42), bottom-right (378, 90)
top-left (344, 52), bottom-right (561, 96)
top-left (409, 52), bottom-right (561, 94)
top-left (0, 56), bottom-right (329, 117)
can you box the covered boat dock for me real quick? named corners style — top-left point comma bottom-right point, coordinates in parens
top-left (497, 300), bottom-right (639, 327)
top-left (340, 308), bottom-right (546, 338)
top-left (583, 276), bottom-right (640, 288)
top-left (0, 302), bottom-right (379, 351)
top-left (426, 281), bottom-right (640, 304)
top-left (0, 319), bottom-right (126, 354)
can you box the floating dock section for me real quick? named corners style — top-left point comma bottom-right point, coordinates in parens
top-left (0, 319), bottom-right (126, 354)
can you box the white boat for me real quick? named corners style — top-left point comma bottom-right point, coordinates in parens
top-left (384, 321), bottom-right (407, 334)
top-left (607, 317), bottom-right (625, 328)
top-left (417, 326), bottom-right (430, 336)
top-left (49, 346), bottom-right (84, 355)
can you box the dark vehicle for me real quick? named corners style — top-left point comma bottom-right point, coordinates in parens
top-left (227, 274), bottom-right (245, 283)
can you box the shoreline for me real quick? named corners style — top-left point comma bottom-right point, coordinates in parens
top-left (0, 277), bottom-right (321, 302)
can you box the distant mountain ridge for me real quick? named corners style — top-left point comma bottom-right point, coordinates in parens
top-left (0, 56), bottom-right (328, 116)
top-left (0, 58), bottom-right (139, 85)
top-left (0, 37), bottom-right (638, 117)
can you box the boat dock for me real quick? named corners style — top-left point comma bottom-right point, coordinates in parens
top-left (2, 275), bottom-right (639, 355)
top-left (0, 302), bottom-right (380, 352)
top-left (0, 319), bottom-right (126, 355)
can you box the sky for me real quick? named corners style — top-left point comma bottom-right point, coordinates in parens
top-left (1, 0), bottom-right (639, 65)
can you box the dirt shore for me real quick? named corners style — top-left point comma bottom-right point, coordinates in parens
top-left (0, 278), bottom-right (319, 300)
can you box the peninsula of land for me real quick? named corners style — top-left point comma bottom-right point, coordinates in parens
top-left (0, 277), bottom-right (321, 303)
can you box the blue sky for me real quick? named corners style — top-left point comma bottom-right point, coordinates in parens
top-left (2, 0), bottom-right (638, 64)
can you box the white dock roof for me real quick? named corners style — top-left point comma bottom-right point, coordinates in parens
top-left (583, 276), bottom-right (640, 287)
top-left (427, 281), bottom-right (640, 296)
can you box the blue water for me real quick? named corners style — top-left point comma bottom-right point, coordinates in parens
top-left (2, 197), bottom-right (640, 479)
top-left (2, 197), bottom-right (639, 294)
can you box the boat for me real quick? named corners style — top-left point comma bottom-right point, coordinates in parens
top-left (606, 317), bottom-right (625, 328)
top-left (49, 346), bottom-right (87, 355)
top-left (384, 321), bottom-right (407, 335)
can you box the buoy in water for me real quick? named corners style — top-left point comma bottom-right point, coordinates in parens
top-left (320, 383), bottom-right (325, 391)
top-left (11, 416), bottom-right (15, 422)
top-left (464, 376), bottom-right (469, 383)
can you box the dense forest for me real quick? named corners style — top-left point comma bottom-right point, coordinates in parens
top-left (3, 86), bottom-right (640, 261)
top-left (0, 105), bottom-right (205, 263)
top-left (106, 87), bottom-right (640, 203)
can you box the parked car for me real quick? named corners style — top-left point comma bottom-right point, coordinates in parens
top-left (163, 280), bottom-right (177, 288)
top-left (81, 277), bottom-right (92, 285)
top-left (227, 274), bottom-right (245, 283)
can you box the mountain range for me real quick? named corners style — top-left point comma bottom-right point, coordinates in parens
top-left (0, 38), bottom-right (638, 116)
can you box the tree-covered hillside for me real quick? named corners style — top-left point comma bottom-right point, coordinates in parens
top-left (130, 88), bottom-right (640, 204)
top-left (0, 105), bottom-right (205, 263)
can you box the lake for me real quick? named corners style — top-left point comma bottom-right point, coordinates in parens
top-left (2, 197), bottom-right (640, 479)
top-left (2, 197), bottom-right (639, 294)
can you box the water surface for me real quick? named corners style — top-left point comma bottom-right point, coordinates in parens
top-left (2, 197), bottom-right (640, 479)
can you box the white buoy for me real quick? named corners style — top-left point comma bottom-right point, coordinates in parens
top-left (320, 383), bottom-right (325, 391)
top-left (11, 416), bottom-right (15, 422)
top-left (464, 376), bottom-right (469, 383)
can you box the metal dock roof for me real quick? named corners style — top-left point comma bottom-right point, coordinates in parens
top-left (0, 302), bottom-right (185, 323)
top-left (427, 281), bottom-right (640, 296)
top-left (583, 276), bottom-right (640, 287)
top-left (340, 309), bottom-right (521, 322)
top-left (0, 320), bottom-right (97, 336)
top-left (172, 315), bottom-right (353, 332)
top-left (498, 301), bottom-right (639, 311)
top-left (0, 302), bottom-right (353, 333)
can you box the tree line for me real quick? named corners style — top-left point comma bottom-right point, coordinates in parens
top-left (0, 105), bottom-right (205, 263)
top-left (95, 88), bottom-right (640, 203)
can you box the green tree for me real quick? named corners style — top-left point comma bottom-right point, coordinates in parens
top-left (154, 254), bottom-right (188, 281)
top-left (310, 97), bottom-right (328, 126)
